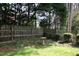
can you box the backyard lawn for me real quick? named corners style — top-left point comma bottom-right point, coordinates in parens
top-left (1, 3), bottom-right (79, 56)
top-left (0, 43), bottom-right (79, 56)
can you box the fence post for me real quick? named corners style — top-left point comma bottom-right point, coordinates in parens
top-left (31, 27), bottom-right (33, 36)
top-left (10, 25), bottom-right (14, 41)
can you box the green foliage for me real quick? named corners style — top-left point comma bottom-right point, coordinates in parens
top-left (63, 33), bottom-right (73, 42)
top-left (46, 34), bottom-right (60, 41)
top-left (39, 19), bottom-right (50, 28)
top-left (0, 43), bottom-right (79, 56)
top-left (39, 19), bottom-right (51, 37)
top-left (76, 34), bottom-right (79, 44)
top-left (46, 34), bottom-right (52, 39)
top-left (52, 3), bottom-right (67, 26)
top-left (52, 34), bottom-right (60, 41)
top-left (0, 3), bottom-right (68, 28)
top-left (39, 3), bottom-right (68, 34)
top-left (38, 3), bottom-right (53, 11)
top-left (38, 3), bottom-right (67, 26)
top-left (0, 3), bottom-right (10, 25)
top-left (76, 34), bottom-right (79, 39)
top-left (72, 13), bottom-right (79, 34)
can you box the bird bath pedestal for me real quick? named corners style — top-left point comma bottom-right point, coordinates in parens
top-left (41, 37), bottom-right (46, 45)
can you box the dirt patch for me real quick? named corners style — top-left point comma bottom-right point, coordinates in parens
top-left (0, 48), bottom-right (16, 52)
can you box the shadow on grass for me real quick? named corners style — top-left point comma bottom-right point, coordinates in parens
top-left (71, 44), bottom-right (79, 48)
top-left (0, 47), bottom-right (39, 56)
top-left (33, 44), bottom-right (52, 49)
top-left (0, 42), bottom-right (52, 56)
top-left (0, 38), bottom-right (55, 56)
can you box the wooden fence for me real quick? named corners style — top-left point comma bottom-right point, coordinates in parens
top-left (0, 25), bottom-right (43, 42)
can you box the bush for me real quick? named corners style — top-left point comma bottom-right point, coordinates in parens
top-left (46, 34), bottom-right (52, 39)
top-left (46, 34), bottom-right (60, 41)
top-left (76, 34), bottom-right (79, 44)
top-left (52, 34), bottom-right (60, 41)
top-left (63, 33), bottom-right (73, 42)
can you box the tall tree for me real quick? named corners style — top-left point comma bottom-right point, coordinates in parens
top-left (38, 3), bottom-right (67, 34)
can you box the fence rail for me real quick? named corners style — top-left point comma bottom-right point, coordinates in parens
top-left (0, 25), bottom-right (43, 42)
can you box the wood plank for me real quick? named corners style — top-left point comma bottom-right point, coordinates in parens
top-left (0, 40), bottom-right (15, 44)
top-left (0, 34), bottom-right (42, 38)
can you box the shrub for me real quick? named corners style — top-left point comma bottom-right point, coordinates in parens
top-left (46, 34), bottom-right (52, 39)
top-left (46, 34), bottom-right (60, 41)
top-left (63, 33), bottom-right (73, 42)
top-left (52, 34), bottom-right (60, 41)
top-left (76, 34), bottom-right (79, 44)
top-left (76, 34), bottom-right (79, 39)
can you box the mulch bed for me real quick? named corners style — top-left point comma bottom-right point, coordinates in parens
top-left (0, 48), bottom-right (16, 52)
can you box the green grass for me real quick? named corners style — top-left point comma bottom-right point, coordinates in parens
top-left (0, 44), bottom-right (79, 56)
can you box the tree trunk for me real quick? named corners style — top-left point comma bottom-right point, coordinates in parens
top-left (27, 3), bottom-right (30, 25)
top-left (48, 11), bottom-right (51, 29)
top-left (54, 15), bottom-right (58, 34)
top-left (66, 3), bottom-right (73, 33)
top-left (34, 11), bottom-right (37, 28)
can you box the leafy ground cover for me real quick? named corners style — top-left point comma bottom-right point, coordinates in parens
top-left (0, 42), bottom-right (79, 56)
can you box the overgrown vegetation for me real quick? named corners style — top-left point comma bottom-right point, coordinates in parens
top-left (0, 42), bottom-right (79, 56)
top-left (76, 34), bottom-right (79, 44)
top-left (0, 3), bottom-right (79, 56)
top-left (63, 33), bottom-right (73, 43)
